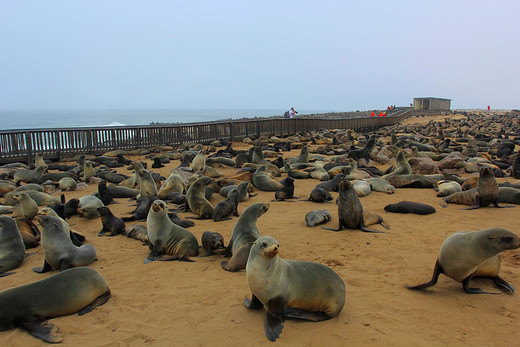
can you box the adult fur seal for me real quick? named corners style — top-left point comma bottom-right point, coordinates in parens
top-left (384, 201), bottom-right (436, 215)
top-left (97, 206), bottom-right (126, 237)
top-left (441, 166), bottom-right (511, 209)
top-left (221, 202), bottom-right (269, 272)
top-left (0, 216), bottom-right (25, 276)
top-left (322, 178), bottom-right (386, 233)
top-left (138, 169), bottom-right (158, 198)
top-left (512, 153), bottom-right (520, 179)
top-left (11, 192), bottom-right (39, 220)
top-left (0, 267), bottom-right (110, 343)
top-left (245, 236), bottom-right (345, 342)
top-left (252, 165), bottom-right (283, 191)
top-left (146, 200), bottom-right (199, 263)
top-left (185, 176), bottom-right (215, 219)
top-left (33, 215), bottom-right (97, 273)
top-left (305, 209), bottom-right (332, 227)
top-left (407, 228), bottom-right (520, 294)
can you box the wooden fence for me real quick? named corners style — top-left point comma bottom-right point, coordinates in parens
top-left (0, 111), bottom-right (410, 164)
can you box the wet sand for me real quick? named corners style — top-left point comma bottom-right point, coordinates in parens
top-left (1, 114), bottom-right (519, 346)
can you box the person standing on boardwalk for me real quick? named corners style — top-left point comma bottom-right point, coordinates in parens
top-left (289, 107), bottom-right (297, 118)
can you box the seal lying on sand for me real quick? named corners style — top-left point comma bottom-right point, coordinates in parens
top-left (0, 267), bottom-right (111, 343)
top-left (407, 228), bottom-right (520, 294)
top-left (245, 236), bottom-right (345, 342)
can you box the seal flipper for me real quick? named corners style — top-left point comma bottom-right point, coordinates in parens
top-left (145, 240), bottom-right (164, 263)
top-left (490, 276), bottom-right (515, 293)
top-left (264, 296), bottom-right (286, 342)
top-left (406, 259), bottom-right (443, 290)
top-left (244, 294), bottom-right (263, 310)
top-left (19, 320), bottom-right (62, 343)
top-left (462, 275), bottom-right (500, 294)
top-left (359, 220), bottom-right (385, 233)
top-left (283, 307), bottom-right (332, 322)
top-left (461, 195), bottom-right (481, 210)
top-left (78, 290), bottom-right (111, 316)
top-left (33, 260), bottom-right (53, 273)
top-left (492, 199), bottom-right (515, 209)
top-left (70, 231), bottom-right (84, 246)
top-left (321, 217), bottom-right (344, 232)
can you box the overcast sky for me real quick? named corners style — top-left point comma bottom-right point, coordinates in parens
top-left (1, 1), bottom-right (518, 111)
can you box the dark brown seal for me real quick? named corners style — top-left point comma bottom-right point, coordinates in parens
top-left (97, 206), bottom-right (126, 237)
top-left (201, 231), bottom-right (225, 256)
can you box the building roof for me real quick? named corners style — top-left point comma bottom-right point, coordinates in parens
top-left (414, 97), bottom-right (452, 101)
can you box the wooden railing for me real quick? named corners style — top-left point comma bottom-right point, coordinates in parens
top-left (0, 111), bottom-right (410, 164)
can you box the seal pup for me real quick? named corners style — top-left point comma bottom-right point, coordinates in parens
top-left (213, 189), bottom-right (240, 221)
top-left (146, 200), bottom-right (199, 263)
top-left (122, 196), bottom-right (157, 222)
top-left (305, 209), bottom-right (332, 227)
top-left (407, 228), bottom-right (520, 294)
top-left (315, 173), bottom-right (345, 192)
top-left (123, 224), bottom-right (150, 245)
top-left (221, 202), bottom-right (269, 272)
top-left (0, 216), bottom-right (25, 276)
top-left (201, 231), bottom-right (226, 256)
top-left (185, 176), bottom-right (215, 219)
top-left (434, 180), bottom-right (462, 197)
top-left (384, 201), bottom-right (436, 215)
top-left (0, 267), bottom-right (111, 343)
top-left (322, 178), bottom-right (385, 233)
top-left (245, 236), bottom-right (345, 342)
top-left (97, 180), bottom-right (115, 205)
top-left (33, 215), bottom-right (97, 273)
top-left (300, 187), bottom-right (333, 203)
top-left (97, 206), bottom-right (126, 237)
top-left (274, 177), bottom-right (295, 201)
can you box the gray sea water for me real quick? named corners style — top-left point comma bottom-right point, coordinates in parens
top-left (0, 108), bottom-right (332, 131)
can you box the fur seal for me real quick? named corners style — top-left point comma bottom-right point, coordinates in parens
top-left (384, 201), bottom-right (436, 215)
top-left (58, 176), bottom-right (77, 191)
top-left (498, 187), bottom-right (520, 204)
top-left (386, 174), bottom-right (434, 188)
top-left (13, 166), bottom-right (47, 185)
top-left (0, 267), bottom-right (110, 343)
top-left (434, 180), bottom-right (462, 197)
top-left (15, 217), bottom-right (41, 249)
top-left (186, 176), bottom-right (215, 219)
top-left (252, 165), bottom-right (283, 191)
top-left (305, 209), bottom-right (332, 227)
top-left (274, 177), bottom-right (295, 201)
top-left (96, 180), bottom-right (114, 205)
top-left (221, 202), bottom-right (269, 272)
top-left (512, 153), bottom-right (520, 179)
top-left (4, 190), bottom-right (63, 206)
top-left (33, 215), bottom-right (97, 273)
top-left (315, 173), bottom-right (345, 192)
top-left (158, 170), bottom-right (185, 199)
top-left (0, 216), bottom-right (25, 276)
top-left (11, 192), bottom-right (39, 220)
top-left (407, 228), bottom-right (520, 294)
top-left (302, 187), bottom-right (333, 203)
top-left (146, 200), bottom-right (199, 262)
top-left (122, 196), bottom-right (157, 222)
top-left (97, 207), bottom-right (126, 237)
top-left (138, 169), bottom-right (158, 199)
top-left (366, 177), bottom-right (395, 194)
top-left (77, 195), bottom-right (104, 219)
top-left (441, 167), bottom-right (511, 209)
top-left (245, 236), bottom-right (346, 342)
top-left (213, 189), bottom-right (240, 221)
top-left (351, 179), bottom-right (371, 197)
top-left (201, 231), bottom-right (225, 256)
top-left (322, 178), bottom-right (386, 233)
top-left (123, 224), bottom-right (150, 245)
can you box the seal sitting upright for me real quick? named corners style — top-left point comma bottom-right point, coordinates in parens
top-left (407, 228), bottom-right (520, 294)
top-left (146, 199), bottom-right (199, 263)
top-left (221, 202), bottom-right (269, 272)
top-left (245, 236), bottom-right (346, 342)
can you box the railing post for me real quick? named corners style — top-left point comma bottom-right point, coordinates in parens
top-left (229, 122), bottom-right (234, 141)
top-left (25, 131), bottom-right (33, 165)
top-left (56, 131), bottom-right (62, 160)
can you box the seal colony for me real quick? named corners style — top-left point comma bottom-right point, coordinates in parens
top-left (0, 110), bottom-right (519, 344)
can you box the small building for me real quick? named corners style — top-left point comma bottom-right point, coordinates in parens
top-left (413, 97), bottom-right (451, 111)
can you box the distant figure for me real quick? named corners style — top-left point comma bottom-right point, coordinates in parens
top-left (371, 111), bottom-right (375, 117)
top-left (383, 112), bottom-right (387, 117)
top-left (289, 107), bottom-right (297, 119)
top-left (410, 103), bottom-right (413, 107)
top-left (487, 105), bottom-right (491, 114)
top-left (379, 111), bottom-right (383, 117)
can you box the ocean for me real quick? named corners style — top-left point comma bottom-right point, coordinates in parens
top-left (0, 108), bottom-right (333, 131)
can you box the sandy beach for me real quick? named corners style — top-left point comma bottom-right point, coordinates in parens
top-left (1, 114), bottom-right (519, 346)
